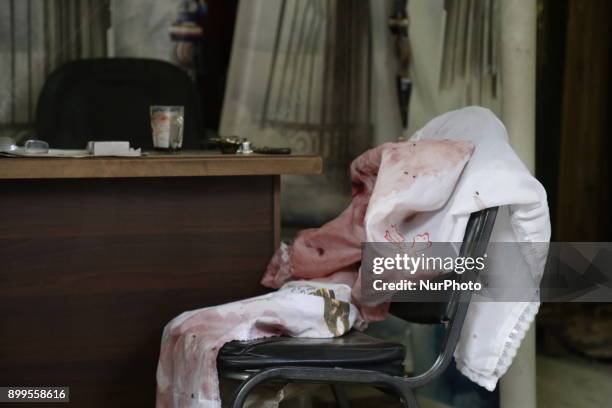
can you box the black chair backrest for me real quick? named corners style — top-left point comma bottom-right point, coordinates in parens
top-left (36, 58), bottom-right (203, 150)
top-left (390, 208), bottom-right (498, 324)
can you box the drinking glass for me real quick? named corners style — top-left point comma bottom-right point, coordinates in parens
top-left (150, 106), bottom-right (184, 151)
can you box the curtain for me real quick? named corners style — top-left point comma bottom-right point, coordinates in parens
top-left (221, 0), bottom-right (373, 225)
top-left (406, 0), bottom-right (501, 137)
top-left (0, 0), bottom-right (109, 138)
top-left (110, 0), bottom-right (181, 61)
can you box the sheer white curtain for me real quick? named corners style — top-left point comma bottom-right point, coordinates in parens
top-left (221, 0), bottom-right (374, 225)
top-left (0, 0), bottom-right (109, 138)
top-left (406, 0), bottom-right (502, 136)
top-left (109, 0), bottom-right (181, 61)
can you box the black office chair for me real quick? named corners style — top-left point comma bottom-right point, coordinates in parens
top-left (36, 58), bottom-right (204, 150)
top-left (217, 207), bottom-right (498, 408)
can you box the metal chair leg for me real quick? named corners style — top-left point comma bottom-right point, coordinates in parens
top-left (227, 366), bottom-right (421, 408)
top-left (397, 387), bottom-right (418, 408)
top-left (228, 371), bottom-right (270, 408)
top-left (330, 384), bottom-right (351, 408)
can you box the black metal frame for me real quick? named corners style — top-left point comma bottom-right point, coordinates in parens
top-left (222, 208), bottom-right (498, 408)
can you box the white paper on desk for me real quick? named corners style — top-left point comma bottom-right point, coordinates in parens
top-left (0, 148), bottom-right (141, 158)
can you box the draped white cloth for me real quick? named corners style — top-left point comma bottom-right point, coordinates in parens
top-left (403, 106), bottom-right (550, 390)
top-left (156, 281), bottom-right (361, 407)
top-left (157, 107), bottom-right (550, 407)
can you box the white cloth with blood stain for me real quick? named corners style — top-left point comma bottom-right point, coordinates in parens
top-left (405, 106), bottom-right (550, 390)
top-left (263, 106), bottom-right (550, 391)
top-left (156, 281), bottom-right (362, 407)
top-left (156, 134), bottom-right (475, 407)
top-left (156, 106), bottom-right (550, 406)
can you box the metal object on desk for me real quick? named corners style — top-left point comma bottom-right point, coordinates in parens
top-left (209, 136), bottom-right (241, 154)
top-left (0, 139), bottom-right (49, 155)
top-left (236, 139), bottom-right (253, 154)
top-left (209, 137), bottom-right (291, 155)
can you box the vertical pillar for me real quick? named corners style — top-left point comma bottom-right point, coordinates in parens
top-left (501, 0), bottom-right (536, 173)
top-left (500, 0), bottom-right (537, 407)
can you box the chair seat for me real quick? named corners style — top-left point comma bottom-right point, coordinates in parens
top-left (217, 331), bottom-right (406, 377)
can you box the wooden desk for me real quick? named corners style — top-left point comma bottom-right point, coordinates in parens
top-left (0, 152), bottom-right (321, 407)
